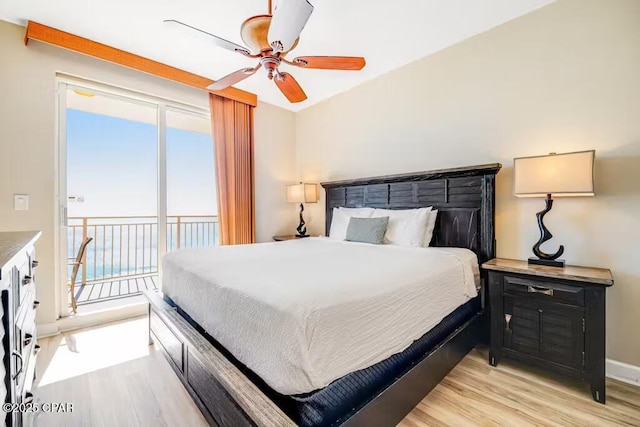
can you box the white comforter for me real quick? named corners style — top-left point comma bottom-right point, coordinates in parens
top-left (162, 238), bottom-right (478, 395)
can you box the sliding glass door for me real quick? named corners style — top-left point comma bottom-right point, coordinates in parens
top-left (57, 80), bottom-right (215, 317)
top-left (166, 107), bottom-right (218, 252)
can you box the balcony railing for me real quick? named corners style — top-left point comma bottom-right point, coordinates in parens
top-left (67, 215), bottom-right (218, 305)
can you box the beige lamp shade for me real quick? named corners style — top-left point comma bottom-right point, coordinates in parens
top-left (286, 183), bottom-right (318, 203)
top-left (514, 150), bottom-right (595, 198)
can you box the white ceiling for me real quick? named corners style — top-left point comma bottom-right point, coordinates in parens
top-left (1, 0), bottom-right (555, 111)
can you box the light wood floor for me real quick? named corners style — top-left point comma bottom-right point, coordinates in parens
top-left (33, 317), bottom-right (640, 426)
top-left (399, 351), bottom-right (640, 426)
top-left (33, 317), bottom-right (207, 427)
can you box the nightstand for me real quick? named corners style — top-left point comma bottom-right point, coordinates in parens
top-left (482, 258), bottom-right (613, 403)
top-left (272, 235), bottom-right (305, 241)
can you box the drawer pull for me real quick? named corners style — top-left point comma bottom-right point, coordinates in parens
top-left (22, 275), bottom-right (32, 285)
top-left (24, 392), bottom-right (34, 404)
top-left (34, 344), bottom-right (41, 355)
top-left (32, 260), bottom-right (39, 268)
top-left (33, 300), bottom-right (40, 310)
top-left (24, 333), bottom-right (33, 347)
top-left (12, 351), bottom-right (23, 381)
top-left (505, 313), bottom-right (512, 331)
top-left (528, 285), bottom-right (553, 296)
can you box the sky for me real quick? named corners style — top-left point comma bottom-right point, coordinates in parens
top-left (66, 109), bottom-right (217, 218)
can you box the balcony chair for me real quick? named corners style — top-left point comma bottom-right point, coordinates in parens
top-left (68, 236), bottom-right (93, 313)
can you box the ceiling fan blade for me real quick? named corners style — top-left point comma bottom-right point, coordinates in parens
top-left (274, 72), bottom-right (307, 103)
top-left (268, 0), bottom-right (313, 53)
top-left (290, 56), bottom-right (366, 70)
top-left (164, 19), bottom-right (252, 56)
top-left (206, 65), bottom-right (261, 91)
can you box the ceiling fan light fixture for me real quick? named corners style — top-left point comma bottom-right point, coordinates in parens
top-left (240, 14), bottom-right (273, 53)
top-left (267, 0), bottom-right (313, 53)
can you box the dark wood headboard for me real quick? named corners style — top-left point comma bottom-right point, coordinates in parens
top-left (320, 163), bottom-right (501, 263)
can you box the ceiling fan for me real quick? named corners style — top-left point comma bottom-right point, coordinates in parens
top-left (165, 0), bottom-right (366, 103)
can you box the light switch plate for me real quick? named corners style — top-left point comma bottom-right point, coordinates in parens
top-left (14, 194), bottom-right (29, 211)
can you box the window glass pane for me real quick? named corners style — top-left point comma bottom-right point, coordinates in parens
top-left (166, 108), bottom-right (217, 250)
top-left (66, 88), bottom-right (159, 299)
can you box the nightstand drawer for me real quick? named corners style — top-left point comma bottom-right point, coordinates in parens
top-left (503, 275), bottom-right (584, 306)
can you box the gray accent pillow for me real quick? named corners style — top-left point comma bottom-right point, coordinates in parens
top-left (345, 216), bottom-right (389, 244)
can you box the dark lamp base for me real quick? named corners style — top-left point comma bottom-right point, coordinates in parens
top-left (528, 257), bottom-right (565, 268)
top-left (295, 234), bottom-right (311, 238)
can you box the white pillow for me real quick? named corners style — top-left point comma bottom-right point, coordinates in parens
top-left (371, 207), bottom-right (431, 247)
top-left (339, 207), bottom-right (375, 217)
top-left (329, 207), bottom-right (375, 240)
top-left (422, 209), bottom-right (438, 247)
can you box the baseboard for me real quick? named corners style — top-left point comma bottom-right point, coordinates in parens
top-left (607, 358), bottom-right (640, 386)
top-left (36, 301), bottom-right (147, 338)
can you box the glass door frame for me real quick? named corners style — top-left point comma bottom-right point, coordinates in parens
top-left (56, 76), bottom-right (210, 318)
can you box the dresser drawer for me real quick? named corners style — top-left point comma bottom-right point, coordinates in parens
top-left (14, 294), bottom-right (37, 396)
top-left (503, 275), bottom-right (584, 306)
top-left (15, 254), bottom-right (36, 311)
top-left (150, 312), bottom-right (183, 372)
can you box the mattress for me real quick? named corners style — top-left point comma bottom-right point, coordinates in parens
top-left (162, 238), bottom-right (479, 395)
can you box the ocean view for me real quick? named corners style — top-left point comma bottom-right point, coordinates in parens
top-left (66, 106), bottom-right (217, 284)
top-left (67, 216), bottom-right (219, 282)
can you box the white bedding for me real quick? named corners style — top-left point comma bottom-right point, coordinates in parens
top-left (162, 238), bottom-right (479, 395)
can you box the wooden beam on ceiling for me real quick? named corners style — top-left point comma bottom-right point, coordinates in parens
top-left (24, 21), bottom-right (258, 107)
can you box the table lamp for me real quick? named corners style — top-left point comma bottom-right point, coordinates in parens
top-left (286, 183), bottom-right (318, 237)
top-left (514, 150), bottom-right (595, 268)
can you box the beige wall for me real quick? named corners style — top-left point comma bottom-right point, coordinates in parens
top-left (254, 100), bottom-right (299, 242)
top-left (0, 20), bottom-right (297, 327)
top-left (296, 0), bottom-right (640, 365)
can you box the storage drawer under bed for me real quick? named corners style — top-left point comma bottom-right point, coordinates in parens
top-left (148, 301), bottom-right (258, 427)
top-left (150, 311), bottom-right (184, 372)
top-left (186, 349), bottom-right (254, 427)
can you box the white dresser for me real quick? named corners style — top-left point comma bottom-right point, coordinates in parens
top-left (0, 231), bottom-right (41, 427)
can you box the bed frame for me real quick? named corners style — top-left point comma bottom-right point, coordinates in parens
top-left (146, 163), bottom-right (501, 427)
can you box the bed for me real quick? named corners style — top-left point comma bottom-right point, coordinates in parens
top-left (146, 163), bottom-right (501, 427)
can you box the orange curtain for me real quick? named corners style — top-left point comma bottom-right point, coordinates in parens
top-left (209, 94), bottom-right (255, 245)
